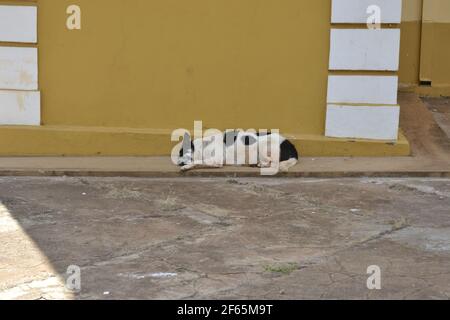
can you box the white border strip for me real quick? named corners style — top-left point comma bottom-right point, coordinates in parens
top-left (327, 75), bottom-right (398, 105)
top-left (0, 5), bottom-right (37, 43)
top-left (325, 104), bottom-right (400, 140)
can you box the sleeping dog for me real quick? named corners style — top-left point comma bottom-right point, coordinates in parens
top-left (177, 130), bottom-right (299, 173)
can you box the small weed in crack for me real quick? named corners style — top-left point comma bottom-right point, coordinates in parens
top-left (264, 263), bottom-right (300, 275)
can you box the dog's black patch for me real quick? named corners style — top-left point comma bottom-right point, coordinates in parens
top-left (242, 135), bottom-right (257, 146)
top-left (256, 131), bottom-right (272, 136)
top-left (178, 134), bottom-right (195, 166)
top-left (279, 139), bottom-right (298, 162)
top-left (178, 141), bottom-right (194, 156)
top-left (223, 131), bottom-right (239, 147)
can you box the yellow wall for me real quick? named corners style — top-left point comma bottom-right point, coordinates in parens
top-left (0, 0), bottom-right (414, 156)
top-left (399, 0), bottom-right (450, 95)
top-left (39, 0), bottom-right (330, 134)
top-left (399, 0), bottom-right (422, 87)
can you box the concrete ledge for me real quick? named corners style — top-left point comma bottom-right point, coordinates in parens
top-left (0, 125), bottom-right (410, 157)
top-left (0, 93), bottom-right (447, 177)
top-left (0, 156), bottom-right (448, 178)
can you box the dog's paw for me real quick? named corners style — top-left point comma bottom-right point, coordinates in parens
top-left (258, 162), bottom-right (271, 168)
top-left (180, 165), bottom-right (193, 172)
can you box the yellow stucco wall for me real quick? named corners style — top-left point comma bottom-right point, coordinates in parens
top-left (39, 0), bottom-right (331, 134)
top-left (0, 0), bottom-right (415, 156)
top-left (399, 0), bottom-right (450, 95)
top-left (399, 0), bottom-right (422, 87)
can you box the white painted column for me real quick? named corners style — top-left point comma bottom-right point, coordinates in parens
top-left (325, 0), bottom-right (402, 141)
top-left (0, 5), bottom-right (40, 126)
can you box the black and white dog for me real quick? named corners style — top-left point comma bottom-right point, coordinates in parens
top-left (177, 130), bottom-right (299, 173)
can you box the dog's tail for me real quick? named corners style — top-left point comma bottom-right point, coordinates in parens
top-left (279, 158), bottom-right (298, 173)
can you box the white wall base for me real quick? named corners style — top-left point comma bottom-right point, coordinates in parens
top-left (0, 47), bottom-right (38, 91)
top-left (0, 5), bottom-right (37, 43)
top-left (332, 0), bottom-right (402, 24)
top-left (325, 104), bottom-right (400, 141)
top-left (329, 29), bottom-right (401, 71)
top-left (327, 75), bottom-right (398, 105)
top-left (0, 90), bottom-right (40, 125)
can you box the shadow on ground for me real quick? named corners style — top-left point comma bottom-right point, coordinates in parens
top-left (1, 176), bottom-right (449, 300)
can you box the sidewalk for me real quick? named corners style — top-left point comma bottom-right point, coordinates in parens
top-left (0, 93), bottom-right (449, 178)
top-left (0, 156), bottom-right (448, 178)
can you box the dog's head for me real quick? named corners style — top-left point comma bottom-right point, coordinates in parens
top-left (178, 133), bottom-right (195, 166)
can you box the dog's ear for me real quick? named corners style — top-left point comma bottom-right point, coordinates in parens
top-left (182, 133), bottom-right (192, 151)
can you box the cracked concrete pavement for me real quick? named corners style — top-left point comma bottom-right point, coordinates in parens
top-left (0, 177), bottom-right (449, 300)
